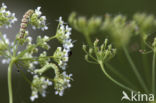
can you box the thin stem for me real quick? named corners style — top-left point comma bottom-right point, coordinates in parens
top-left (123, 46), bottom-right (149, 93)
top-left (105, 63), bottom-right (137, 90)
top-left (13, 40), bottom-right (19, 57)
top-left (17, 55), bottom-right (54, 61)
top-left (17, 35), bottom-right (56, 58)
top-left (152, 53), bottom-right (155, 94)
top-left (98, 61), bottom-right (136, 92)
top-left (8, 59), bottom-right (15, 103)
top-left (143, 40), bottom-right (153, 50)
top-left (84, 34), bottom-right (92, 46)
top-left (141, 40), bottom-right (151, 88)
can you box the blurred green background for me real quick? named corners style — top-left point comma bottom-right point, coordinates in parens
top-left (1, 0), bottom-right (156, 103)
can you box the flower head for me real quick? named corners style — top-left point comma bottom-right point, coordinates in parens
top-left (101, 14), bottom-right (136, 47)
top-left (30, 75), bottom-right (52, 101)
top-left (54, 72), bottom-right (72, 96)
top-left (53, 47), bottom-right (69, 70)
top-left (83, 38), bottom-right (116, 63)
top-left (0, 3), bottom-right (17, 28)
top-left (54, 17), bottom-right (74, 70)
top-left (29, 7), bottom-right (48, 31)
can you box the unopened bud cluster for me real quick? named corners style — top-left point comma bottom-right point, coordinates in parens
top-left (68, 12), bottom-right (102, 35)
top-left (69, 12), bottom-right (156, 48)
top-left (83, 38), bottom-right (116, 63)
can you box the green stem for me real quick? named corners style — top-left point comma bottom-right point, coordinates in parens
top-left (17, 35), bottom-right (56, 58)
top-left (8, 59), bottom-right (15, 103)
top-left (35, 63), bottom-right (60, 76)
top-left (123, 46), bottom-right (148, 93)
top-left (17, 56), bottom-right (54, 61)
top-left (84, 34), bottom-right (92, 46)
top-left (141, 40), bottom-right (150, 88)
top-left (152, 53), bottom-right (155, 94)
top-left (105, 63), bottom-right (137, 90)
top-left (99, 61), bottom-right (136, 92)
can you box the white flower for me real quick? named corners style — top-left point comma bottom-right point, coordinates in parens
top-left (41, 16), bottom-right (46, 20)
top-left (2, 3), bottom-right (7, 8)
top-left (63, 39), bottom-right (73, 50)
top-left (27, 36), bottom-right (32, 42)
top-left (30, 75), bottom-right (52, 101)
top-left (54, 17), bottom-right (74, 70)
top-left (3, 34), bottom-right (10, 44)
top-left (0, 3), bottom-right (17, 28)
top-left (30, 7), bottom-right (48, 31)
top-left (30, 91), bottom-right (38, 102)
top-left (56, 17), bottom-right (74, 50)
top-left (35, 7), bottom-right (42, 16)
top-left (32, 26), bottom-right (36, 30)
top-left (53, 47), bottom-right (70, 70)
top-left (58, 16), bottom-right (64, 24)
top-left (54, 72), bottom-right (72, 96)
top-left (1, 58), bottom-right (10, 64)
top-left (43, 35), bottom-right (49, 40)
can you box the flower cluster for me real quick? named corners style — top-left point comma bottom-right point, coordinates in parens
top-left (54, 17), bottom-right (74, 70)
top-left (29, 7), bottom-right (48, 31)
top-left (36, 35), bottom-right (50, 50)
top-left (34, 63), bottom-right (73, 97)
top-left (54, 72), bottom-right (72, 96)
top-left (101, 14), bottom-right (136, 47)
top-left (23, 17), bottom-right (73, 101)
top-left (133, 13), bottom-right (156, 41)
top-left (30, 75), bottom-right (52, 101)
top-left (53, 47), bottom-right (70, 70)
top-left (68, 12), bottom-right (102, 36)
top-left (0, 3), bottom-right (74, 103)
top-left (0, 34), bottom-right (11, 64)
top-left (83, 38), bottom-right (116, 63)
top-left (0, 3), bottom-right (17, 28)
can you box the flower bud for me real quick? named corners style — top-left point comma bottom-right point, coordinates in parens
top-left (104, 38), bottom-right (108, 46)
top-left (68, 12), bottom-right (76, 25)
top-left (85, 54), bottom-right (89, 61)
top-left (78, 17), bottom-right (87, 30)
top-left (108, 44), bottom-right (112, 50)
top-left (143, 34), bottom-right (148, 41)
top-left (89, 48), bottom-right (93, 54)
top-left (100, 44), bottom-right (104, 51)
top-left (93, 39), bottom-right (99, 47)
top-left (82, 44), bottom-right (87, 51)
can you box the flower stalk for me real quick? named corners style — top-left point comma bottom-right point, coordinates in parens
top-left (123, 46), bottom-right (149, 93)
top-left (8, 58), bottom-right (16, 103)
top-left (98, 61), bottom-right (136, 92)
top-left (152, 52), bottom-right (156, 95)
